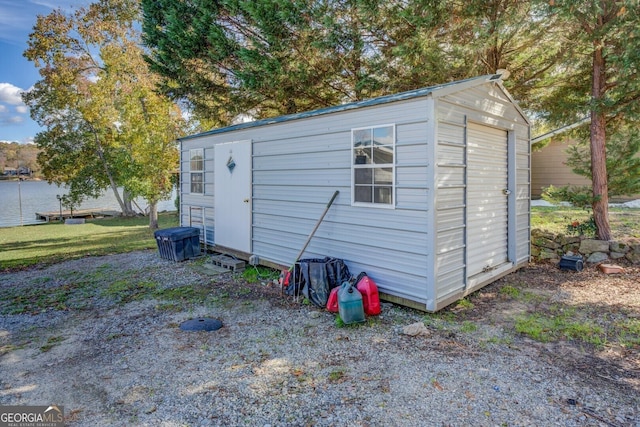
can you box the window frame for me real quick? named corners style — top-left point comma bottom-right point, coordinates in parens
top-left (351, 124), bottom-right (396, 208)
top-left (189, 148), bottom-right (204, 194)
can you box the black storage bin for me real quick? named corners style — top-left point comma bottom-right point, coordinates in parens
top-left (559, 255), bottom-right (584, 271)
top-left (154, 227), bottom-right (201, 261)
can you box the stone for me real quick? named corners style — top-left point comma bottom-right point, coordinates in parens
top-left (609, 241), bottom-right (629, 254)
top-left (610, 251), bottom-right (626, 260)
top-left (539, 248), bottom-right (559, 260)
top-left (402, 322), bottom-right (430, 337)
top-left (586, 252), bottom-right (609, 263)
top-left (532, 236), bottom-right (560, 250)
top-left (579, 239), bottom-right (610, 255)
top-left (558, 235), bottom-right (581, 246)
top-left (625, 251), bottom-right (640, 264)
top-left (562, 243), bottom-right (580, 254)
top-left (629, 242), bottom-right (640, 254)
top-left (530, 246), bottom-right (540, 257)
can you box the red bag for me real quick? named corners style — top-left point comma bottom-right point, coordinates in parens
top-left (356, 274), bottom-right (381, 316)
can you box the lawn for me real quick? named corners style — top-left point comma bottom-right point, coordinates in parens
top-left (2, 205), bottom-right (639, 272)
top-left (531, 205), bottom-right (640, 239)
top-left (0, 213), bottom-right (179, 270)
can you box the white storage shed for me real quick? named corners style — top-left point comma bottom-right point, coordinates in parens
top-left (178, 74), bottom-right (531, 312)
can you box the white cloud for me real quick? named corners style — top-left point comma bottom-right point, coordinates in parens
top-left (0, 82), bottom-right (25, 105)
top-left (16, 105), bottom-right (28, 114)
top-left (0, 105), bottom-right (6, 113)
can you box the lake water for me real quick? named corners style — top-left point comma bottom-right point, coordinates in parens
top-left (0, 180), bottom-right (177, 228)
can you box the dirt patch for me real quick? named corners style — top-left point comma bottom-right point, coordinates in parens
top-left (1, 252), bottom-right (639, 426)
top-left (451, 260), bottom-right (640, 391)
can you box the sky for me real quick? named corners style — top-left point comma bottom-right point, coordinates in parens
top-left (0, 0), bottom-right (92, 144)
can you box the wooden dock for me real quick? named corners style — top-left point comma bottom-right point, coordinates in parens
top-left (35, 209), bottom-right (121, 222)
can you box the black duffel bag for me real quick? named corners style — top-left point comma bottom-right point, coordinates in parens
top-left (286, 257), bottom-right (351, 308)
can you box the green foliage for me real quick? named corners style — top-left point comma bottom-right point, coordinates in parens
top-left (565, 216), bottom-right (597, 237)
top-left (541, 184), bottom-right (596, 210)
top-left (24, 0), bottom-right (187, 227)
top-left (141, 0), bottom-right (563, 123)
top-left (242, 265), bottom-right (280, 283)
top-left (565, 126), bottom-right (640, 197)
top-left (542, 185), bottom-right (598, 236)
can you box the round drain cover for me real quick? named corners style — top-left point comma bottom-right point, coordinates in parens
top-left (179, 317), bottom-right (223, 332)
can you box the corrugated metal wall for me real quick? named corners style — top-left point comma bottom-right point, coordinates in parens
top-left (250, 99), bottom-right (432, 305)
top-left (178, 78), bottom-right (530, 311)
top-left (179, 141), bottom-right (215, 245)
top-left (433, 83), bottom-right (530, 309)
top-left (180, 98), bottom-right (434, 306)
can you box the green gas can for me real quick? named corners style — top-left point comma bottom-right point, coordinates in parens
top-left (337, 281), bottom-right (365, 324)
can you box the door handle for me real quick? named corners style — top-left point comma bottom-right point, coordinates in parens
top-left (503, 189), bottom-right (511, 195)
top-left (243, 198), bottom-right (249, 203)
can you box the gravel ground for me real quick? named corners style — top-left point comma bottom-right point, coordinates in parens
top-left (1, 250), bottom-right (639, 426)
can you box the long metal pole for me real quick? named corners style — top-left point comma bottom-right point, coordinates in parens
top-left (290, 190), bottom-right (339, 269)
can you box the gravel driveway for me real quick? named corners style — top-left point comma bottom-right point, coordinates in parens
top-left (1, 251), bottom-right (638, 426)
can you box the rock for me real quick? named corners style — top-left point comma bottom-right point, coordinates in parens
top-left (586, 252), bottom-right (609, 263)
top-left (539, 248), bottom-right (559, 260)
top-left (610, 251), bottom-right (626, 260)
top-left (625, 251), bottom-right (640, 264)
top-left (530, 246), bottom-right (540, 257)
top-left (629, 242), bottom-right (640, 254)
top-left (609, 241), bottom-right (629, 254)
top-left (579, 239), bottom-right (609, 255)
top-left (558, 235), bottom-right (581, 246)
top-left (402, 322), bottom-right (430, 337)
top-left (531, 229), bottom-right (555, 240)
top-left (562, 243), bottom-right (581, 254)
top-left (532, 235), bottom-right (560, 250)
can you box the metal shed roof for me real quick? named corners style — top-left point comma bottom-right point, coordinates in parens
top-left (180, 73), bottom-right (522, 141)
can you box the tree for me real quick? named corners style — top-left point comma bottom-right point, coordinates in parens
top-left (23, 0), bottom-right (186, 228)
top-left (541, 0), bottom-right (640, 240)
top-left (566, 125), bottom-right (640, 197)
top-left (142, 0), bottom-right (566, 125)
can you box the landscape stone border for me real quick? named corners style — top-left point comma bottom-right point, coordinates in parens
top-left (531, 228), bottom-right (640, 264)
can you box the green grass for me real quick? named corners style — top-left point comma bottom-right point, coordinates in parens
top-left (40, 336), bottom-right (66, 352)
top-left (0, 213), bottom-right (178, 270)
top-left (242, 265), bottom-right (280, 283)
top-left (531, 205), bottom-right (640, 238)
top-left (515, 307), bottom-right (606, 347)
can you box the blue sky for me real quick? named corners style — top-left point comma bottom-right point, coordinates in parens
top-left (0, 0), bottom-right (91, 144)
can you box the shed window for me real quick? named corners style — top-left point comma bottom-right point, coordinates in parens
top-left (190, 148), bottom-right (204, 194)
top-left (352, 125), bottom-right (395, 206)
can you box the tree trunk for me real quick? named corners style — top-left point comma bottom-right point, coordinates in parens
top-left (590, 38), bottom-right (611, 241)
top-left (148, 201), bottom-right (159, 229)
top-left (92, 130), bottom-right (136, 217)
top-left (122, 189), bottom-right (136, 217)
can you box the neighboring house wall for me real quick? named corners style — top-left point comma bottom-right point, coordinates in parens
top-left (531, 138), bottom-right (591, 199)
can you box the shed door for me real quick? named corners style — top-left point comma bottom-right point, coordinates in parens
top-left (214, 140), bottom-right (252, 253)
top-left (466, 123), bottom-right (509, 278)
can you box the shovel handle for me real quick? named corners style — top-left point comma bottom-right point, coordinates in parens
top-left (288, 190), bottom-right (339, 271)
